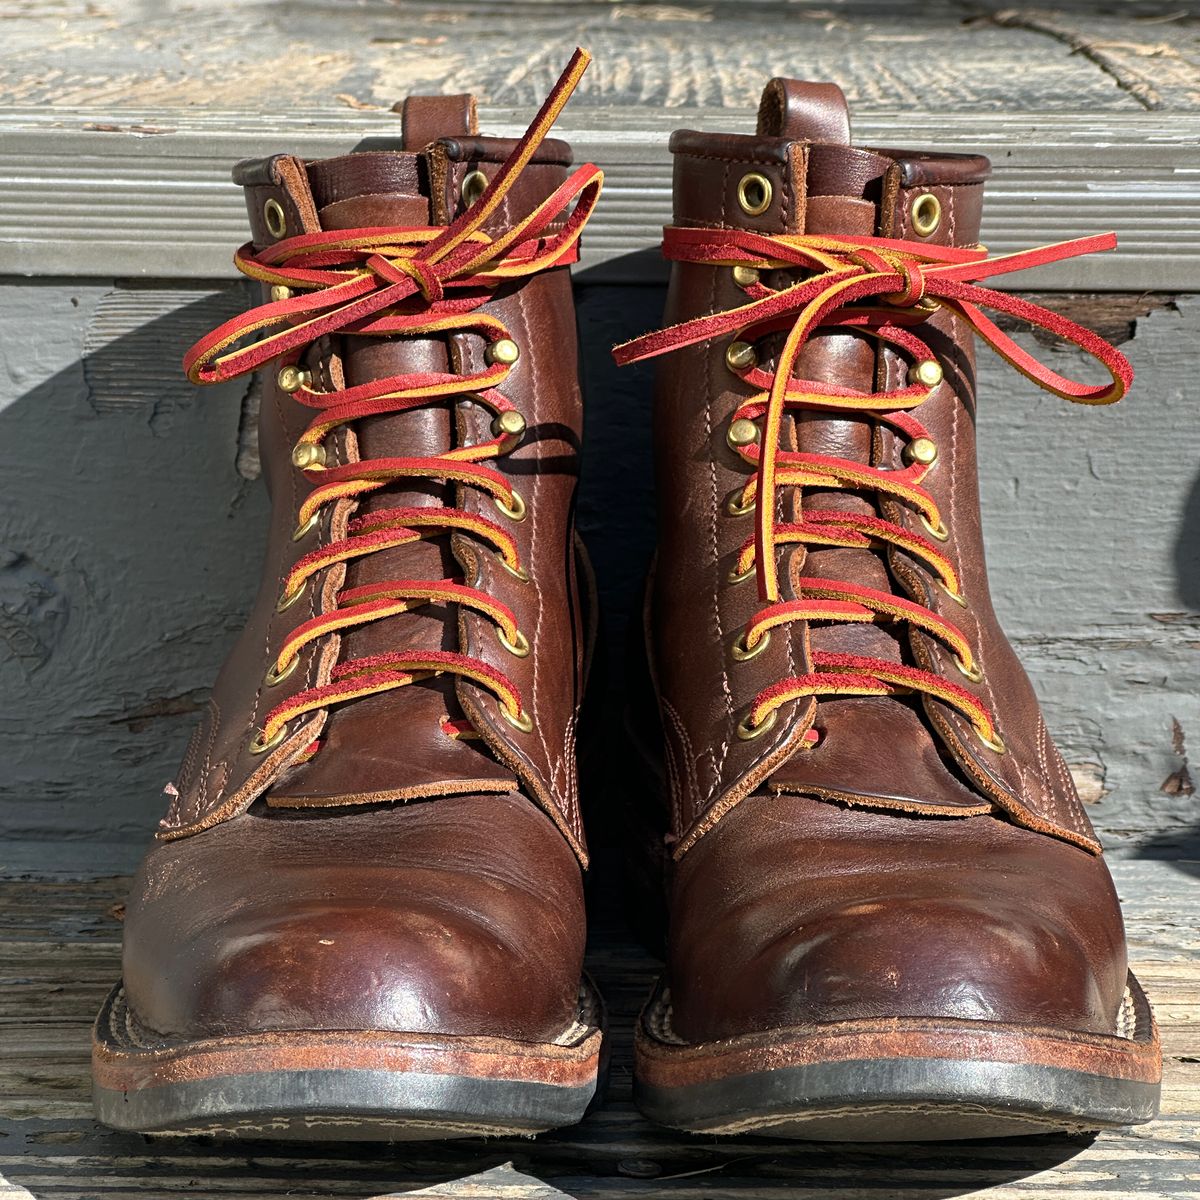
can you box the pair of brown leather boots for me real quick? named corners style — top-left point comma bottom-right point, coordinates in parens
top-left (92, 53), bottom-right (1160, 1143)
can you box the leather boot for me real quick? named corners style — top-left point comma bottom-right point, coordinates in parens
top-left (92, 53), bottom-right (604, 1139)
top-left (616, 80), bottom-right (1161, 1140)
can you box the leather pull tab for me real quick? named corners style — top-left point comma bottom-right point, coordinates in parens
top-left (395, 93), bottom-right (479, 150)
top-left (757, 79), bottom-right (850, 145)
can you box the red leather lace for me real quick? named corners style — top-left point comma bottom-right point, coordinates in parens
top-left (615, 226), bottom-right (1132, 750)
top-left (184, 51), bottom-right (600, 753)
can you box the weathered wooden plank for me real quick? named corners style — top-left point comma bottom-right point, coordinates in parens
top-left (0, 863), bottom-right (1196, 1198)
top-left (2, 107), bottom-right (1198, 288)
top-left (5, 1), bottom-right (1194, 115)
top-left (371, 1166), bottom-right (579, 1199)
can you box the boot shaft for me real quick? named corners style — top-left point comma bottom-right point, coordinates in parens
top-left (632, 80), bottom-right (1120, 857)
top-left (160, 80), bottom-right (600, 860)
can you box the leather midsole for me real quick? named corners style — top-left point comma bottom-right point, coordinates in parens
top-left (636, 970), bottom-right (1160, 1090)
top-left (94, 982), bottom-right (602, 1093)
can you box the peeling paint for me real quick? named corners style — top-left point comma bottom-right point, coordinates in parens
top-left (1161, 717), bottom-right (1195, 797)
top-left (1068, 761), bottom-right (1109, 805)
top-left (109, 689), bottom-right (208, 735)
top-left (0, 549), bottom-right (69, 675)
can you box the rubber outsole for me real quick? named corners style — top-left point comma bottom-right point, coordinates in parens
top-left (93, 979), bottom-right (604, 1140)
top-left (635, 971), bottom-right (1161, 1141)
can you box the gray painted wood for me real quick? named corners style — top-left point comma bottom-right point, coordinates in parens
top-left (0, 860), bottom-right (1197, 1198)
top-left (1, 281), bottom-right (1196, 869)
top-left (2, 107), bottom-right (1198, 289)
top-left (1, 1), bottom-right (1199, 287)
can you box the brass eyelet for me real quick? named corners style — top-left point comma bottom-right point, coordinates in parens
top-left (277, 583), bottom-right (305, 613)
top-left (911, 193), bottom-right (942, 237)
top-left (263, 198), bottom-right (288, 239)
top-left (955, 656), bottom-right (983, 683)
top-left (725, 488), bottom-right (755, 517)
top-left (494, 489), bottom-right (527, 521)
top-left (731, 629), bottom-right (771, 662)
top-left (265, 656), bottom-right (299, 687)
top-left (292, 511), bottom-right (320, 541)
top-left (501, 706), bottom-right (534, 733)
top-left (497, 627), bottom-right (530, 658)
top-left (727, 417), bottom-right (760, 449)
top-left (291, 441), bottom-right (326, 470)
top-left (277, 365), bottom-right (312, 394)
top-left (249, 724), bottom-right (287, 755)
top-left (936, 578), bottom-right (968, 609)
top-left (495, 552), bottom-right (531, 583)
top-left (737, 172), bottom-right (773, 217)
top-left (490, 409), bottom-right (527, 445)
top-left (462, 169), bottom-right (488, 206)
top-left (903, 437), bottom-right (939, 467)
top-left (732, 264), bottom-right (760, 287)
top-left (920, 512), bottom-right (949, 542)
top-left (978, 729), bottom-right (1007, 754)
top-left (725, 340), bottom-right (758, 371)
top-left (728, 563), bottom-right (755, 584)
top-left (908, 359), bottom-right (944, 389)
top-left (485, 338), bottom-right (520, 367)
top-left (736, 707), bottom-right (778, 741)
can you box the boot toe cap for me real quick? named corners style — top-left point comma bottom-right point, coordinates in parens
top-left (668, 794), bottom-right (1128, 1043)
top-left (122, 795), bottom-right (585, 1043)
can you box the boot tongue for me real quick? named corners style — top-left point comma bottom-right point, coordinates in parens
top-left (306, 151), bottom-right (452, 655)
top-left (764, 122), bottom-right (896, 667)
top-left (271, 144), bottom-right (517, 805)
top-left (764, 88), bottom-right (983, 809)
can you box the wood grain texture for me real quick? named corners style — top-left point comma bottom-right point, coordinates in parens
top-left (4, 0), bottom-right (1195, 114)
top-left (0, 861), bottom-right (1197, 1198)
top-left (2, 107), bottom-right (1197, 289)
top-left (1, 2), bottom-right (1198, 286)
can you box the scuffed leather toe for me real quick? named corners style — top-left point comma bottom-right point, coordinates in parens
top-left (667, 793), bottom-right (1128, 1044)
top-left (122, 793), bottom-right (585, 1044)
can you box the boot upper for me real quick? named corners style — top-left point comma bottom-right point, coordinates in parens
top-left (625, 80), bottom-right (1132, 1042)
top-left (122, 78), bottom-right (599, 1044)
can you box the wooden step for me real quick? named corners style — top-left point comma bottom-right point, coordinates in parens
top-left (1, 0), bottom-right (1197, 287)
